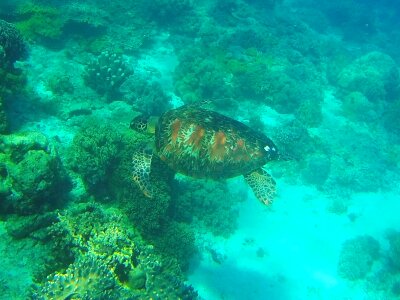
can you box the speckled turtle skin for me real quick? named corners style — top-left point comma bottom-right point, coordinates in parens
top-left (154, 106), bottom-right (278, 179)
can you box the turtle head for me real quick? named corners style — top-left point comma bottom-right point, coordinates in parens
top-left (130, 115), bottom-right (158, 134)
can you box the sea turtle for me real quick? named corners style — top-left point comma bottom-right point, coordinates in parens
top-left (130, 104), bottom-right (279, 205)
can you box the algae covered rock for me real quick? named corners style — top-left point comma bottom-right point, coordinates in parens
top-left (0, 132), bottom-right (71, 214)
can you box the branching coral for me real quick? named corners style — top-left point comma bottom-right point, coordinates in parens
top-left (83, 50), bottom-right (132, 100)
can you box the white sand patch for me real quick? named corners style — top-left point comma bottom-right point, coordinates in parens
top-left (189, 180), bottom-right (400, 299)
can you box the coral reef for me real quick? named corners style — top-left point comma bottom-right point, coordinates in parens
top-left (32, 202), bottom-right (198, 299)
top-left (67, 121), bottom-right (197, 270)
top-left (337, 235), bottom-right (380, 280)
top-left (67, 122), bottom-right (128, 195)
top-left (64, 2), bottom-right (109, 30)
top-left (295, 98), bottom-right (323, 128)
top-left (151, 221), bottom-right (197, 270)
top-left (272, 120), bottom-right (319, 161)
top-left (0, 96), bottom-right (6, 133)
top-left (324, 124), bottom-right (391, 193)
top-left (45, 74), bottom-right (74, 96)
top-left (83, 50), bottom-right (133, 100)
top-left (14, 3), bottom-right (65, 43)
top-left (173, 179), bottom-right (242, 237)
top-left (341, 91), bottom-right (377, 123)
top-left (337, 51), bottom-right (400, 103)
top-left (387, 231), bottom-right (400, 271)
top-left (139, 0), bottom-right (195, 27)
top-left (301, 153), bottom-right (331, 186)
top-left (0, 19), bottom-right (27, 133)
top-left (173, 46), bottom-right (233, 107)
top-left (33, 254), bottom-right (117, 299)
top-left (125, 74), bottom-right (172, 116)
top-left (1, 0), bottom-right (399, 298)
top-left (0, 65), bottom-right (26, 98)
top-left (0, 132), bottom-right (71, 214)
top-left (383, 99), bottom-right (400, 138)
top-left (0, 19), bottom-right (27, 68)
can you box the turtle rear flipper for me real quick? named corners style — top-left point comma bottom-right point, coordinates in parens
top-left (132, 147), bottom-right (154, 197)
top-left (244, 168), bottom-right (276, 205)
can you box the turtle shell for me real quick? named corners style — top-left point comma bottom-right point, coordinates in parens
top-left (155, 106), bottom-right (278, 179)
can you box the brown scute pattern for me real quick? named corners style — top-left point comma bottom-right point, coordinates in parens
top-left (132, 148), bottom-right (153, 197)
top-left (244, 169), bottom-right (276, 205)
top-left (156, 106), bottom-right (278, 179)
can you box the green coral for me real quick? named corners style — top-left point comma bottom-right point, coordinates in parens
top-left (15, 2), bottom-right (65, 42)
top-left (173, 46), bottom-right (234, 106)
top-left (0, 132), bottom-right (71, 215)
top-left (66, 121), bottom-right (197, 271)
top-left (174, 43), bottom-right (323, 114)
top-left (67, 122), bottom-right (127, 195)
top-left (152, 221), bottom-right (197, 270)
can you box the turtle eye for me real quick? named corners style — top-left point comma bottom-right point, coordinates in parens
top-left (130, 115), bottom-right (148, 132)
top-left (264, 145), bottom-right (271, 152)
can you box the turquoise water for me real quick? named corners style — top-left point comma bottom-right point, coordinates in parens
top-left (1, 0), bottom-right (400, 299)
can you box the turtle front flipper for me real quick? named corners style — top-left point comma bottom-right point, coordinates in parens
top-left (244, 168), bottom-right (276, 205)
top-left (132, 147), bottom-right (154, 198)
